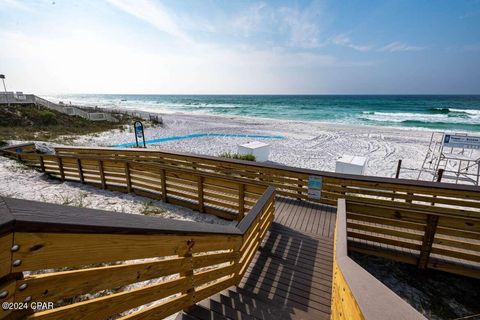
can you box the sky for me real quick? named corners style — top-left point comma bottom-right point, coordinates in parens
top-left (0, 0), bottom-right (479, 94)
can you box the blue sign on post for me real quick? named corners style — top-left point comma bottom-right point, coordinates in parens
top-left (134, 121), bottom-right (146, 148)
top-left (307, 176), bottom-right (323, 200)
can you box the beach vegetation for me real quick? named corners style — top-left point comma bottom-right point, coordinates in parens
top-left (0, 104), bottom-right (142, 141)
top-left (141, 200), bottom-right (168, 216)
top-left (219, 152), bottom-right (256, 161)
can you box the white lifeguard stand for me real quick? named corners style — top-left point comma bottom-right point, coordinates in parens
top-left (418, 131), bottom-right (480, 185)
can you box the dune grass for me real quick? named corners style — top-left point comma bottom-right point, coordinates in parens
top-left (0, 104), bottom-right (139, 141)
top-left (219, 152), bottom-right (256, 161)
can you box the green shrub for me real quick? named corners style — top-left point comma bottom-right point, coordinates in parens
top-left (219, 152), bottom-right (256, 161)
top-left (37, 111), bottom-right (58, 125)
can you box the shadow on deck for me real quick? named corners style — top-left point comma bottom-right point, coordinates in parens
top-left (178, 197), bottom-right (337, 320)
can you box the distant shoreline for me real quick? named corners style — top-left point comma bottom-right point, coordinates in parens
top-left (44, 94), bottom-right (480, 133)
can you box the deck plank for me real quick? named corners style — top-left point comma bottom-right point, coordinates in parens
top-left (182, 196), bottom-right (336, 320)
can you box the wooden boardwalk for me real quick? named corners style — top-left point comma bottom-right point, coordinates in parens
top-left (178, 197), bottom-right (337, 320)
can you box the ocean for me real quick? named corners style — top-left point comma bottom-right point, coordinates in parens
top-left (47, 94), bottom-right (480, 132)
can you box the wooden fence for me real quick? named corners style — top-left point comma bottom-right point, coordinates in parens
top-left (50, 146), bottom-right (480, 277)
top-left (332, 199), bottom-right (426, 320)
top-left (0, 187), bottom-right (275, 320)
top-left (2, 146), bottom-right (267, 221)
top-left (2, 144), bottom-right (480, 277)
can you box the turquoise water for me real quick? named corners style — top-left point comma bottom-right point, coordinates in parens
top-left (113, 133), bottom-right (284, 148)
top-left (49, 95), bottom-right (480, 132)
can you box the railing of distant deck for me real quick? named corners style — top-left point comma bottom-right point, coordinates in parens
top-left (33, 96), bottom-right (118, 122)
top-left (0, 187), bottom-right (275, 320)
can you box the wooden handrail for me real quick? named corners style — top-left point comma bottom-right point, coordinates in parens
top-left (0, 185), bottom-right (276, 320)
top-left (332, 199), bottom-right (426, 320)
top-left (237, 186), bottom-right (275, 233)
top-left (0, 197), bottom-right (242, 236)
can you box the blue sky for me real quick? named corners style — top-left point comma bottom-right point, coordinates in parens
top-left (0, 0), bottom-right (479, 94)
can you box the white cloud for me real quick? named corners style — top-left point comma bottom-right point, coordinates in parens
top-left (0, 0), bottom-right (33, 11)
top-left (105, 0), bottom-right (190, 41)
top-left (231, 1), bottom-right (326, 49)
top-left (0, 1), bottom-right (373, 94)
top-left (331, 34), bottom-right (372, 52)
top-left (379, 41), bottom-right (425, 52)
top-left (232, 2), bottom-right (268, 36)
top-left (278, 1), bottom-right (326, 49)
top-left (331, 35), bottom-right (425, 53)
top-left (0, 30), bottom-right (359, 94)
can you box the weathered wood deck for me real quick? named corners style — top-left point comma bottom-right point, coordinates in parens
top-left (178, 196), bottom-right (336, 320)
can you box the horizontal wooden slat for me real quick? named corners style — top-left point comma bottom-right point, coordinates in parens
top-left (12, 232), bottom-right (240, 271)
top-left (348, 232), bottom-right (421, 251)
top-left (433, 236), bottom-right (480, 252)
top-left (29, 276), bottom-right (189, 320)
top-left (194, 264), bottom-right (236, 287)
top-left (347, 222), bottom-right (423, 241)
top-left (17, 257), bottom-right (189, 303)
top-left (118, 293), bottom-right (191, 320)
top-left (431, 247), bottom-right (480, 262)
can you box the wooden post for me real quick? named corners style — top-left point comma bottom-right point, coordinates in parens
top-left (160, 169), bottom-right (167, 202)
top-left (99, 160), bottom-right (106, 189)
top-left (391, 159), bottom-right (402, 200)
top-left (182, 239), bottom-right (195, 310)
top-left (125, 162), bottom-right (132, 193)
top-left (417, 169), bottom-right (443, 269)
top-left (418, 214), bottom-right (439, 269)
top-left (405, 192), bottom-right (413, 203)
top-left (436, 168), bottom-right (444, 184)
top-left (77, 158), bottom-right (84, 184)
top-left (57, 156), bottom-right (65, 181)
top-left (297, 178), bottom-right (303, 201)
top-left (39, 156), bottom-right (45, 172)
top-left (395, 159), bottom-right (402, 179)
top-left (197, 176), bottom-right (204, 213)
top-left (238, 184), bottom-right (245, 220)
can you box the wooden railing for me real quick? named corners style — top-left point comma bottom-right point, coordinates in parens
top-left (332, 199), bottom-right (426, 320)
top-left (0, 187), bottom-right (275, 320)
top-left (345, 197), bottom-right (480, 278)
top-left (1, 145), bottom-right (268, 221)
top-left (54, 145), bottom-right (480, 205)
top-left (2, 144), bottom-right (480, 277)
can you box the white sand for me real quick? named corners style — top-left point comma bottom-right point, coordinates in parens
top-left (73, 113), bottom-right (434, 180)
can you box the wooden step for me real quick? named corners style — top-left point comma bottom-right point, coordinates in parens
top-left (175, 312), bottom-right (202, 320)
top-left (185, 286), bottom-right (326, 320)
top-left (229, 287), bottom-right (324, 319)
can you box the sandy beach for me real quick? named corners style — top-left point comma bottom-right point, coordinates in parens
top-left (72, 112), bottom-right (434, 180)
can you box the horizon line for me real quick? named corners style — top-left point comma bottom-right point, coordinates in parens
top-left (38, 93), bottom-right (480, 96)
